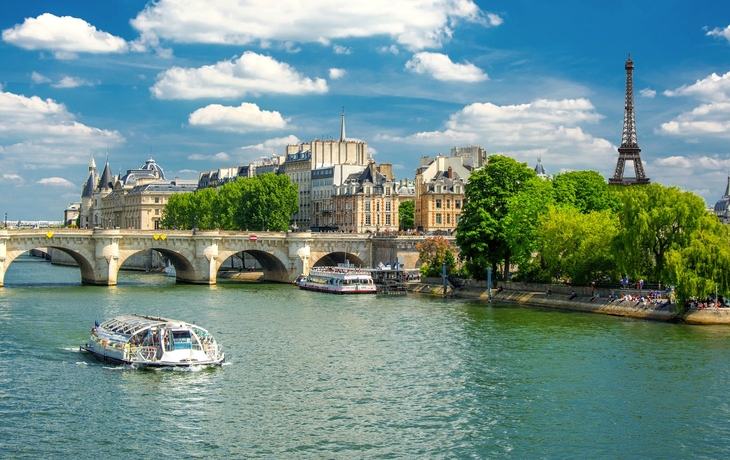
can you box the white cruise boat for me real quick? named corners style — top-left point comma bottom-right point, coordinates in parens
top-left (298, 266), bottom-right (377, 294)
top-left (81, 314), bottom-right (225, 367)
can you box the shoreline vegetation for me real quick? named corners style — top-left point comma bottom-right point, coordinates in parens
top-left (409, 279), bottom-right (730, 325)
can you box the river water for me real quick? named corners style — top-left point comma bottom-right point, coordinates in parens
top-left (1, 255), bottom-right (729, 458)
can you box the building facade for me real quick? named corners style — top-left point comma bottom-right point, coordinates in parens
top-left (331, 162), bottom-right (400, 233)
top-left (414, 155), bottom-right (471, 232)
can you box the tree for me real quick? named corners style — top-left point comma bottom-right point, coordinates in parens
top-left (160, 192), bottom-right (194, 229)
top-left (191, 187), bottom-right (218, 230)
top-left (456, 155), bottom-right (536, 279)
top-left (232, 173), bottom-right (298, 231)
top-left (503, 176), bottom-right (554, 269)
top-left (612, 183), bottom-right (707, 282)
top-left (399, 200), bottom-right (415, 230)
top-left (215, 180), bottom-right (244, 230)
top-left (665, 216), bottom-right (730, 309)
top-left (552, 170), bottom-right (619, 213)
top-left (416, 236), bottom-right (457, 277)
top-left (536, 206), bottom-right (619, 285)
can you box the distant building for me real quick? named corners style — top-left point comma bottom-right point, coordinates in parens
top-left (311, 164), bottom-right (367, 230)
top-left (80, 156), bottom-right (196, 230)
top-left (63, 202), bottom-right (81, 226)
top-left (534, 156), bottom-right (548, 178)
top-left (450, 145), bottom-right (487, 169)
top-left (332, 162), bottom-right (400, 233)
top-left (414, 155), bottom-right (471, 232)
top-left (714, 176), bottom-right (730, 224)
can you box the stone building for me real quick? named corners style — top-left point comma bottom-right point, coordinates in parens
top-left (414, 155), bottom-right (471, 232)
top-left (331, 162), bottom-right (400, 233)
top-left (63, 202), bottom-right (81, 226)
top-left (311, 164), bottom-right (367, 230)
top-left (80, 156), bottom-right (196, 230)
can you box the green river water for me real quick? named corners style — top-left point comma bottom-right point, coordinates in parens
top-left (1, 255), bottom-right (729, 458)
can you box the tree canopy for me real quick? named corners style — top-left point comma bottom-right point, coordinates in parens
top-left (456, 155), bottom-right (537, 279)
top-left (161, 173), bottom-right (298, 231)
top-left (416, 236), bottom-right (457, 277)
top-left (399, 200), bottom-right (415, 230)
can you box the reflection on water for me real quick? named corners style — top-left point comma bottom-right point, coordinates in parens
top-left (0, 255), bottom-right (729, 458)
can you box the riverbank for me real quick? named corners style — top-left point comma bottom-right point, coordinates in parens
top-left (408, 279), bottom-right (730, 325)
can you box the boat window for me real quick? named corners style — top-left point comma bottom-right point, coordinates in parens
top-left (172, 330), bottom-right (192, 349)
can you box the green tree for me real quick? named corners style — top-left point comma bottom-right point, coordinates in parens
top-left (612, 183), bottom-right (707, 282)
top-left (456, 155), bottom-right (536, 279)
top-left (160, 192), bottom-right (194, 229)
top-left (665, 216), bottom-right (730, 309)
top-left (416, 236), bottom-right (457, 277)
top-left (399, 200), bottom-right (415, 230)
top-left (553, 170), bottom-right (619, 213)
top-left (232, 173), bottom-right (298, 231)
top-left (503, 176), bottom-right (554, 269)
top-left (192, 187), bottom-right (218, 230)
top-left (536, 206), bottom-right (619, 285)
top-left (215, 180), bottom-right (244, 230)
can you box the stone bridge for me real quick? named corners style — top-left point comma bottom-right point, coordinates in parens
top-left (0, 229), bottom-right (437, 287)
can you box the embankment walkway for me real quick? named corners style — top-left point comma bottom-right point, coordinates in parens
top-left (409, 280), bottom-right (730, 325)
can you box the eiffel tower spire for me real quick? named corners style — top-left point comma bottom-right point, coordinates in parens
top-left (609, 54), bottom-right (650, 185)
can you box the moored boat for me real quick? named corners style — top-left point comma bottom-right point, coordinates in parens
top-left (80, 314), bottom-right (225, 367)
top-left (298, 267), bottom-right (377, 294)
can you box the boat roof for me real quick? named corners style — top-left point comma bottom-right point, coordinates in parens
top-left (99, 314), bottom-right (199, 336)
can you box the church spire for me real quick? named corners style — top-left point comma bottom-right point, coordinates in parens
top-left (340, 106), bottom-right (346, 142)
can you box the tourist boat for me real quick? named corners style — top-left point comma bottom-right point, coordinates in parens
top-left (298, 266), bottom-right (377, 294)
top-left (80, 314), bottom-right (225, 367)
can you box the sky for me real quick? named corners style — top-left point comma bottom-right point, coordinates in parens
top-left (2, 0), bottom-right (730, 221)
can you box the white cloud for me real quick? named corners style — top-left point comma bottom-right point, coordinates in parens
top-left (639, 88), bottom-right (656, 98)
top-left (31, 72), bottom-right (50, 84)
top-left (131, 0), bottom-right (498, 51)
top-left (329, 68), bottom-right (347, 80)
top-left (0, 90), bottom-right (123, 166)
top-left (378, 98), bottom-right (615, 173)
top-left (333, 44), bottom-right (351, 55)
top-left (707, 25), bottom-right (730, 42)
top-left (664, 71), bottom-right (730, 102)
top-left (661, 72), bottom-right (730, 137)
top-left (188, 102), bottom-right (288, 133)
top-left (37, 177), bottom-right (77, 187)
top-left (378, 45), bottom-right (400, 55)
top-left (2, 173), bottom-right (23, 182)
top-left (2, 13), bottom-right (130, 59)
top-left (151, 51), bottom-right (328, 99)
top-left (240, 135), bottom-right (300, 152)
top-left (52, 76), bottom-right (94, 88)
top-left (405, 52), bottom-right (487, 82)
top-left (188, 152), bottom-right (231, 161)
top-left (486, 13), bottom-right (503, 26)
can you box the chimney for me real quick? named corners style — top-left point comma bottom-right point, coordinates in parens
top-left (447, 166), bottom-right (453, 179)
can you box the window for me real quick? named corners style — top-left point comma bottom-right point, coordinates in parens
top-left (455, 186), bottom-right (461, 193)
top-left (436, 185), bottom-right (441, 193)
top-left (155, 197), bottom-right (160, 203)
top-left (436, 199), bottom-right (442, 208)
top-left (155, 209), bottom-right (159, 215)
top-left (436, 213), bottom-right (442, 224)
top-left (446, 199), bottom-right (451, 209)
top-left (385, 201), bottom-right (391, 212)
top-left (365, 201), bottom-right (371, 212)
top-left (366, 214), bottom-right (371, 225)
top-left (376, 202), bottom-right (380, 212)
top-left (385, 187), bottom-right (391, 195)
top-left (455, 214), bottom-right (461, 224)
top-left (455, 199), bottom-right (461, 209)
top-left (385, 215), bottom-right (391, 225)
top-left (447, 214), bottom-right (451, 224)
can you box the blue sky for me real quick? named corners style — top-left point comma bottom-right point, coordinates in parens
top-left (2, 0), bottom-right (730, 220)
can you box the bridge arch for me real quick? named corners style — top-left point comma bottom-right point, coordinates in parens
top-left (3, 244), bottom-right (96, 285)
top-left (311, 252), bottom-right (367, 268)
top-left (216, 248), bottom-right (290, 283)
top-left (116, 247), bottom-right (197, 283)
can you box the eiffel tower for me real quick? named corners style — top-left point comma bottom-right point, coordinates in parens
top-left (609, 54), bottom-right (650, 185)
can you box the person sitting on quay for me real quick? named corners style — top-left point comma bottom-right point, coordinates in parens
top-left (569, 290), bottom-right (577, 300)
top-left (590, 293), bottom-right (600, 302)
top-left (546, 288), bottom-right (552, 297)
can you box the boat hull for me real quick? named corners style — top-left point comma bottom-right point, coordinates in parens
top-left (80, 345), bottom-right (224, 367)
top-left (298, 283), bottom-right (376, 294)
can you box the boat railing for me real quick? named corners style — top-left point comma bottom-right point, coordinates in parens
top-left (130, 346), bottom-right (157, 362)
top-left (204, 343), bottom-right (221, 360)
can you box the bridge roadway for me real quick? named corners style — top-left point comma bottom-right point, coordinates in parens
top-left (0, 228), bottom-right (433, 287)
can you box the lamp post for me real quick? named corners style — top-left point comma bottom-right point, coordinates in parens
top-left (4, 212), bottom-right (7, 228)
